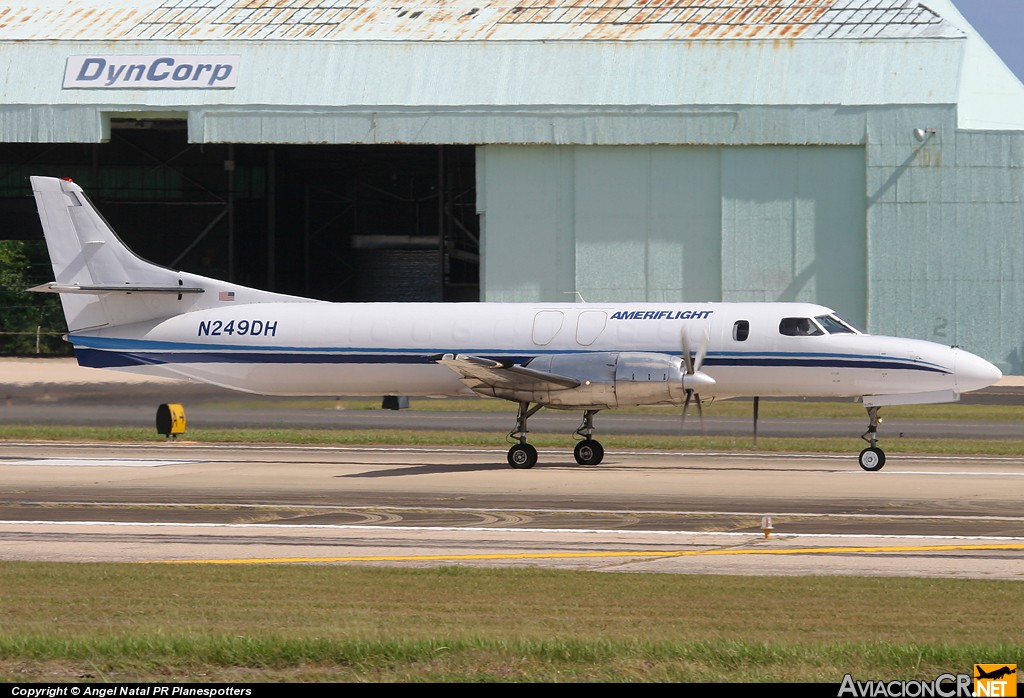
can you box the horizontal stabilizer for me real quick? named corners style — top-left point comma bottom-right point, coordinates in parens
top-left (28, 283), bottom-right (205, 295)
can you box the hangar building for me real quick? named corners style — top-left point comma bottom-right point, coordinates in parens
top-left (1, 0), bottom-right (1022, 372)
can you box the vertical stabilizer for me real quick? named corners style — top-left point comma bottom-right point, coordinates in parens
top-left (29, 176), bottom-right (312, 333)
top-left (32, 177), bottom-right (183, 289)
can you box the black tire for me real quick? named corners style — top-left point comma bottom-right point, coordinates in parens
top-left (574, 439), bottom-right (605, 465)
top-left (858, 447), bottom-right (886, 471)
top-left (508, 443), bottom-right (538, 469)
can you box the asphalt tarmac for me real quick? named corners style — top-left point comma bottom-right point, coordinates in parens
top-left (1, 358), bottom-right (1021, 579)
top-left (1, 442), bottom-right (1022, 578)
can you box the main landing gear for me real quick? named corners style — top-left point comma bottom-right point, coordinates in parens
top-left (573, 409), bottom-right (604, 466)
top-left (858, 405), bottom-right (886, 471)
top-left (506, 403), bottom-right (605, 468)
top-left (507, 401), bottom-right (543, 468)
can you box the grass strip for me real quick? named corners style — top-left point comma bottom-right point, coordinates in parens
top-left (2, 423), bottom-right (1024, 456)
top-left (191, 397), bottom-right (1024, 420)
top-left (0, 564), bottom-right (1021, 682)
top-left (2, 637), bottom-right (1020, 682)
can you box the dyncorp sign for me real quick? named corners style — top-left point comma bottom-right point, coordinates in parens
top-left (64, 55), bottom-right (239, 88)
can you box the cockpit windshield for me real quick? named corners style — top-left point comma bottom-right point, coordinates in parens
top-left (780, 314), bottom-right (861, 337)
top-left (815, 314), bottom-right (859, 334)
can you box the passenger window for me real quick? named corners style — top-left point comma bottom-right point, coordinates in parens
top-left (779, 317), bottom-right (823, 337)
top-left (733, 320), bottom-right (749, 342)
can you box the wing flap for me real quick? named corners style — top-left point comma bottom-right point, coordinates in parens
top-left (432, 353), bottom-right (580, 392)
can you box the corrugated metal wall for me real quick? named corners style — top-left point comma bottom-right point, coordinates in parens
top-left (480, 144), bottom-right (868, 330)
top-left (478, 120), bottom-right (1024, 373)
top-left (868, 128), bottom-right (1024, 373)
top-left (721, 147), bottom-right (866, 326)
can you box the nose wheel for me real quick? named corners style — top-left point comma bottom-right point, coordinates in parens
top-left (858, 446), bottom-right (885, 471)
top-left (859, 406), bottom-right (886, 471)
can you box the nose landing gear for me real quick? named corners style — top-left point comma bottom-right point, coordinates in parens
top-left (858, 405), bottom-right (886, 471)
top-left (507, 401), bottom-right (543, 468)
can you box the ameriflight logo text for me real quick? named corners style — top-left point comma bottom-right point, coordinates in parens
top-left (609, 310), bottom-right (713, 320)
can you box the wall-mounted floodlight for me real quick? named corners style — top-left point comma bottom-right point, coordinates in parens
top-left (913, 127), bottom-right (937, 142)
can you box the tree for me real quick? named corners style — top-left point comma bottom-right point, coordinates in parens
top-left (0, 240), bottom-right (69, 354)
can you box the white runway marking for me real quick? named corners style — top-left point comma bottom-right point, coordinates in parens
top-left (0, 457), bottom-right (204, 467)
top-left (2, 519), bottom-right (1023, 542)
top-left (839, 470), bottom-right (1024, 476)
top-left (9, 501), bottom-right (1024, 523)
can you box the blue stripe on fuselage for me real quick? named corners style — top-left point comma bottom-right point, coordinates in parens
top-left (75, 348), bottom-right (540, 368)
top-left (71, 341), bottom-right (951, 375)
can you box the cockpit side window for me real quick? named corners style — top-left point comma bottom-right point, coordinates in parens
top-left (779, 317), bottom-right (824, 337)
top-left (732, 320), bottom-right (749, 342)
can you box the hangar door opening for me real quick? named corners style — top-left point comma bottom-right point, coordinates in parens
top-left (0, 123), bottom-right (479, 303)
top-left (275, 144), bottom-right (479, 302)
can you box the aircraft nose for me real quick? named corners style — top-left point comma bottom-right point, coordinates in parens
top-left (954, 349), bottom-right (1002, 394)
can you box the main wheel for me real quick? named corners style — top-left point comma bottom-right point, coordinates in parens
top-left (574, 439), bottom-right (604, 466)
top-left (858, 447), bottom-right (886, 471)
top-left (508, 443), bottom-right (538, 469)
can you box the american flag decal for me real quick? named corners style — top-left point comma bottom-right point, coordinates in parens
top-left (219, 291), bottom-right (235, 301)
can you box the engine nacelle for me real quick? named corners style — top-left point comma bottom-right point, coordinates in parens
top-left (613, 352), bottom-right (689, 406)
top-left (505, 352), bottom-right (688, 408)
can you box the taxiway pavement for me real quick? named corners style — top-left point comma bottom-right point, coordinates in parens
top-left (2, 358), bottom-right (1022, 579)
top-left (1, 441), bottom-right (1021, 579)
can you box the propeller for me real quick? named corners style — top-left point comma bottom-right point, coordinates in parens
top-left (680, 326), bottom-right (716, 426)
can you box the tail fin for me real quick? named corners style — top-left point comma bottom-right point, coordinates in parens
top-left (30, 176), bottom-right (308, 332)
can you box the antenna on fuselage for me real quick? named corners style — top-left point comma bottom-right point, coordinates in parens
top-left (564, 291), bottom-right (587, 303)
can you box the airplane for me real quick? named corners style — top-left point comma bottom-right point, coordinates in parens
top-left (27, 175), bottom-right (1003, 470)
top-left (975, 666), bottom-right (1016, 681)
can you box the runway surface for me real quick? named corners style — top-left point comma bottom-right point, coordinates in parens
top-left (1, 441), bottom-right (1022, 579)
top-left (1, 358), bottom-right (1022, 579)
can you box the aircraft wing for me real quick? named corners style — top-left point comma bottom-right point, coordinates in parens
top-left (432, 353), bottom-right (580, 393)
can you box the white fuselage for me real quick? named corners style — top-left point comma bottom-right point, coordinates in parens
top-left (68, 300), bottom-right (998, 408)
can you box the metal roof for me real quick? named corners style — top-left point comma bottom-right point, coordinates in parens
top-left (5, 0), bottom-right (1015, 142)
top-left (0, 0), bottom-right (962, 42)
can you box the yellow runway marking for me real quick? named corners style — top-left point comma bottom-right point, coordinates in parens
top-left (155, 542), bottom-right (1024, 565)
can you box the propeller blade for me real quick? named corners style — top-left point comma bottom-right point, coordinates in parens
top-left (680, 389), bottom-right (706, 431)
top-left (681, 325), bottom-right (713, 431)
top-left (680, 328), bottom-right (694, 375)
top-left (693, 326), bottom-right (710, 372)
top-left (681, 324), bottom-right (712, 431)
